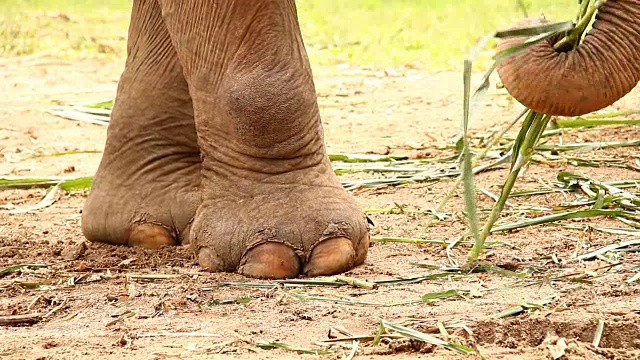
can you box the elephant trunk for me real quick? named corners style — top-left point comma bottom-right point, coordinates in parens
top-left (496, 0), bottom-right (640, 116)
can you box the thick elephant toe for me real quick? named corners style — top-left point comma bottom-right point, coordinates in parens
top-left (304, 236), bottom-right (358, 277)
top-left (238, 242), bottom-right (301, 279)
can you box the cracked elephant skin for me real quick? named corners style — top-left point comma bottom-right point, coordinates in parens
top-left (81, 0), bottom-right (370, 279)
top-left (497, 0), bottom-right (640, 116)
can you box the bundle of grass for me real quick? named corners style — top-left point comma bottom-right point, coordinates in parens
top-left (462, 0), bottom-right (640, 261)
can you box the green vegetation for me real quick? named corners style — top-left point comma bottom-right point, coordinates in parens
top-left (0, 0), bottom-right (131, 60)
top-left (460, 1), bottom-right (608, 262)
top-left (0, 0), bottom-right (576, 70)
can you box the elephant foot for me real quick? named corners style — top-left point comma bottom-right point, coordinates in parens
top-left (84, 0), bottom-right (371, 279)
top-left (154, 0), bottom-right (370, 278)
top-left (192, 178), bottom-right (370, 279)
top-left (81, 0), bottom-right (200, 249)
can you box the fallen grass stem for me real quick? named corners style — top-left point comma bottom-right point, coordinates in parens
top-left (319, 334), bottom-right (403, 344)
top-left (345, 341), bottom-right (359, 360)
top-left (573, 238), bottom-right (640, 262)
top-left (626, 272), bottom-right (640, 284)
top-left (371, 236), bottom-right (508, 248)
top-left (460, 58), bottom-right (481, 252)
top-left (43, 299), bottom-right (67, 319)
top-left (380, 320), bottom-right (481, 357)
top-left (212, 273), bottom-right (455, 290)
top-left (255, 341), bottom-right (331, 355)
top-left (0, 313), bottom-right (42, 326)
top-left (127, 273), bottom-right (181, 281)
top-left (491, 296), bottom-right (556, 319)
top-left (136, 332), bottom-right (221, 338)
top-left (0, 263), bottom-right (51, 278)
top-left (552, 117), bottom-right (640, 128)
top-left (413, 263), bottom-right (527, 278)
top-left (490, 209), bottom-right (638, 233)
top-left (421, 289), bottom-right (463, 302)
top-left (585, 109), bottom-right (640, 119)
top-left (592, 319), bottom-right (605, 348)
top-left (282, 290), bottom-right (422, 307)
top-left (334, 276), bottom-right (378, 290)
top-left (0, 176), bottom-right (93, 191)
top-left (536, 139), bottom-right (640, 152)
top-left (9, 182), bottom-right (61, 214)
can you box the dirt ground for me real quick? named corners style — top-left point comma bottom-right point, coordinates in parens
top-left (1, 56), bottom-right (640, 360)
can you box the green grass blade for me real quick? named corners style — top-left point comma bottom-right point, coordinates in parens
top-left (0, 177), bottom-right (62, 190)
top-left (554, 0), bottom-right (601, 51)
top-left (372, 236), bottom-right (462, 246)
top-left (0, 176), bottom-right (92, 191)
top-left (494, 20), bottom-right (574, 38)
top-left (491, 296), bottom-right (556, 319)
top-left (421, 289), bottom-right (461, 302)
top-left (86, 100), bottom-right (114, 109)
top-left (552, 117), bottom-right (640, 128)
top-left (329, 153), bottom-right (408, 163)
top-left (494, 19), bottom-right (575, 62)
top-left (495, 29), bottom-right (570, 62)
top-left (516, 0), bottom-right (529, 17)
top-left (32, 150), bottom-right (102, 158)
top-left (490, 209), bottom-right (634, 233)
top-left (585, 109), bottom-right (640, 119)
top-left (461, 58), bottom-right (481, 252)
top-left (471, 112), bottom-right (550, 261)
top-left (373, 273), bottom-right (454, 286)
top-left (413, 264), bottom-right (527, 278)
top-left (0, 263), bottom-right (50, 278)
top-left (372, 322), bottom-right (385, 346)
top-left (59, 177), bottom-right (93, 191)
top-left (536, 140), bottom-right (640, 152)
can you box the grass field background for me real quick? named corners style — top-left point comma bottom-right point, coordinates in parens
top-left (1, 0), bottom-right (577, 70)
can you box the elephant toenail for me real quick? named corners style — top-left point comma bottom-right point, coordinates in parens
top-left (128, 223), bottom-right (178, 249)
top-left (238, 242), bottom-right (301, 279)
top-left (304, 237), bottom-right (355, 277)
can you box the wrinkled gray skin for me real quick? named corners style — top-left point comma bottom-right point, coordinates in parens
top-left (81, 0), bottom-right (370, 279)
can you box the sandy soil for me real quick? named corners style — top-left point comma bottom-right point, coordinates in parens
top-left (1, 56), bottom-right (639, 360)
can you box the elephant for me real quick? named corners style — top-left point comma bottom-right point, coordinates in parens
top-left (497, 0), bottom-right (640, 116)
top-left (80, 0), bottom-right (370, 279)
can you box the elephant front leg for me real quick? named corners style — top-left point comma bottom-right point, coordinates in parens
top-left (82, 0), bottom-right (201, 248)
top-left (158, 0), bottom-right (370, 278)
